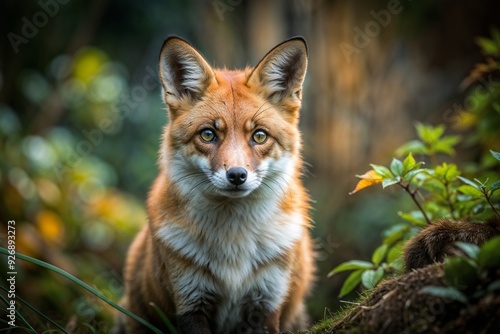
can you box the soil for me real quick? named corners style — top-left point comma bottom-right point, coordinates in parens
top-left (327, 265), bottom-right (500, 334)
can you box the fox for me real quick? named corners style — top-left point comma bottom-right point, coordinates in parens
top-left (114, 36), bottom-right (314, 334)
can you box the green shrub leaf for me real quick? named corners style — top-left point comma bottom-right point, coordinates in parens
top-left (387, 241), bottom-right (404, 263)
top-left (399, 211), bottom-right (428, 227)
top-left (458, 176), bottom-right (481, 189)
top-left (339, 270), bottom-right (364, 297)
top-left (458, 185), bottom-right (484, 198)
top-left (420, 286), bottom-right (468, 304)
top-left (383, 224), bottom-right (409, 245)
top-left (477, 236), bottom-right (500, 270)
top-left (455, 242), bottom-right (480, 259)
top-left (404, 168), bottom-right (425, 182)
top-left (372, 244), bottom-right (389, 265)
top-left (370, 164), bottom-right (393, 178)
top-left (395, 140), bottom-right (427, 156)
top-left (361, 267), bottom-right (384, 289)
top-left (488, 180), bottom-right (500, 194)
top-left (490, 150), bottom-right (500, 161)
top-left (487, 280), bottom-right (500, 293)
top-left (416, 123), bottom-right (445, 144)
top-left (444, 257), bottom-right (478, 288)
top-left (477, 37), bottom-right (500, 55)
top-left (390, 158), bottom-right (404, 176)
top-left (434, 163), bottom-right (460, 182)
top-left (402, 153), bottom-right (416, 172)
top-left (382, 177), bottom-right (401, 188)
top-left (434, 135), bottom-right (461, 155)
top-left (328, 260), bottom-right (374, 277)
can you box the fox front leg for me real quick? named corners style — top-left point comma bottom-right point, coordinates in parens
top-left (176, 311), bottom-right (212, 334)
top-left (236, 300), bottom-right (280, 334)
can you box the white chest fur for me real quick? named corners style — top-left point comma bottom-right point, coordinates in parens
top-left (156, 195), bottom-right (303, 329)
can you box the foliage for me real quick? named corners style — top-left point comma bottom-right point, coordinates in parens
top-left (457, 28), bottom-right (500, 153)
top-left (420, 235), bottom-right (500, 304)
top-left (330, 122), bottom-right (500, 297)
top-left (0, 44), bottom-right (160, 332)
top-left (0, 247), bottom-right (173, 334)
top-left (329, 29), bottom-right (500, 298)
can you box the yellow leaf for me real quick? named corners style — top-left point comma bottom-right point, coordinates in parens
top-left (349, 170), bottom-right (383, 195)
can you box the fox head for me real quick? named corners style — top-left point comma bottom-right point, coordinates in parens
top-left (158, 37), bottom-right (308, 199)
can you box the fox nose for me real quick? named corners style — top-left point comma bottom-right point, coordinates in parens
top-left (226, 167), bottom-right (247, 186)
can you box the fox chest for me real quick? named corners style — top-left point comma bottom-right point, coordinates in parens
top-left (156, 214), bottom-right (302, 329)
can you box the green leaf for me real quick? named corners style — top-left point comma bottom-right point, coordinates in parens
top-left (399, 211), bottom-right (428, 227)
top-left (382, 177), bottom-right (401, 188)
top-left (444, 257), bottom-right (478, 288)
top-left (423, 178), bottom-right (447, 195)
top-left (420, 286), bottom-right (468, 304)
top-left (372, 244), bottom-right (389, 265)
top-left (477, 37), bottom-right (500, 55)
top-left (389, 258), bottom-right (405, 272)
top-left (455, 242), bottom-right (480, 259)
top-left (383, 224), bottom-right (409, 245)
top-left (488, 180), bottom-right (500, 194)
top-left (491, 150), bottom-right (500, 161)
top-left (416, 123), bottom-right (445, 144)
top-left (477, 236), bottom-right (500, 270)
top-left (339, 270), bottom-right (363, 298)
top-left (390, 158), bottom-right (404, 176)
top-left (487, 280), bottom-right (500, 293)
top-left (472, 204), bottom-right (486, 215)
top-left (395, 140), bottom-right (427, 156)
top-left (387, 241), bottom-right (404, 263)
top-left (361, 267), bottom-right (384, 289)
top-left (402, 153), bottom-right (416, 173)
top-left (458, 176), bottom-right (481, 189)
top-left (404, 168), bottom-right (425, 182)
top-left (370, 164), bottom-right (393, 178)
top-left (434, 163), bottom-right (460, 182)
top-left (328, 260), bottom-right (374, 277)
top-left (433, 135), bottom-right (461, 156)
top-left (458, 185), bottom-right (484, 198)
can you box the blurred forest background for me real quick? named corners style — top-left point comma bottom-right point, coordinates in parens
top-left (1, 0), bottom-right (499, 332)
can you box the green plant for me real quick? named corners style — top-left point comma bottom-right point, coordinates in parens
top-left (421, 235), bottom-right (500, 303)
top-left (329, 123), bottom-right (500, 297)
top-left (0, 247), bottom-right (176, 334)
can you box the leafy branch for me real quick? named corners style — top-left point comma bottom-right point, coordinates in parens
top-left (331, 123), bottom-right (500, 298)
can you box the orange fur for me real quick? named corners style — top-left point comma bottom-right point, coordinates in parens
top-left (115, 37), bottom-right (314, 334)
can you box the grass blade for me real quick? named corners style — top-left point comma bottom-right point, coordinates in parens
top-left (0, 285), bottom-right (37, 333)
top-left (150, 302), bottom-right (178, 334)
top-left (0, 247), bottom-right (163, 334)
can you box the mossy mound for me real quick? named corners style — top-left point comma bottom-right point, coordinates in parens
top-left (310, 264), bottom-right (500, 333)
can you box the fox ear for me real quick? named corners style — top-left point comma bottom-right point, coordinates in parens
top-left (247, 37), bottom-right (308, 105)
top-left (158, 37), bottom-right (216, 108)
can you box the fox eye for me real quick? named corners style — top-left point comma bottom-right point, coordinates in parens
top-left (200, 129), bottom-right (216, 142)
top-left (252, 130), bottom-right (267, 144)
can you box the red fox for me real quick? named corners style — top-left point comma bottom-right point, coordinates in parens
top-left (114, 36), bottom-right (314, 333)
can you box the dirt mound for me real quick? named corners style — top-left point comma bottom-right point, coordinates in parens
top-left (330, 265), bottom-right (500, 333)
